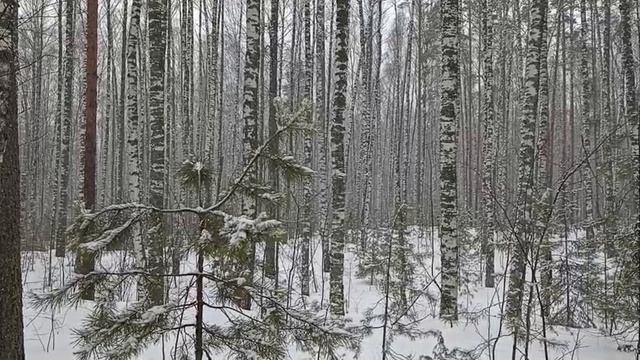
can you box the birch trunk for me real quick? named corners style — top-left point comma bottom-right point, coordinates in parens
top-left (125, 0), bottom-right (144, 300)
top-left (146, 0), bottom-right (168, 306)
top-left (265, 0), bottom-right (279, 279)
top-left (239, 0), bottom-right (261, 310)
top-left (439, 0), bottom-right (461, 320)
top-left (300, 0), bottom-right (313, 296)
top-left (54, 0), bottom-right (77, 258)
top-left (481, 3), bottom-right (496, 289)
top-left (329, 0), bottom-right (350, 316)
top-left (506, 0), bottom-right (547, 327)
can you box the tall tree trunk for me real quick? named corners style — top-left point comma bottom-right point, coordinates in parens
top-left (506, 0), bottom-right (547, 334)
top-left (206, 0), bottom-right (219, 176)
top-left (102, 0), bottom-right (113, 206)
top-left (116, 0), bottom-right (129, 203)
top-left (76, 0), bottom-right (98, 301)
top-left (55, 0), bottom-right (77, 258)
top-left (181, 0), bottom-right (194, 156)
top-left (481, 3), bottom-right (496, 289)
top-left (265, 0), bottom-right (279, 280)
top-left (0, 1), bottom-right (24, 357)
top-left (357, 0), bottom-right (374, 255)
top-left (316, 0), bottom-right (331, 274)
top-left (439, 0), bottom-right (461, 321)
top-left (126, 0), bottom-right (144, 300)
top-left (147, 0), bottom-right (168, 306)
top-left (579, 0), bottom-right (594, 243)
top-left (51, 0), bottom-right (64, 251)
top-left (537, 0), bottom-right (552, 316)
top-left (239, 0), bottom-right (261, 310)
top-left (329, 0), bottom-right (350, 316)
top-left (300, 0), bottom-right (314, 296)
top-left (619, 0), bottom-right (640, 346)
top-left (601, 0), bottom-right (616, 326)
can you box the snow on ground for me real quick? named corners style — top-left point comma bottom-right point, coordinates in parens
top-left (22, 228), bottom-right (635, 359)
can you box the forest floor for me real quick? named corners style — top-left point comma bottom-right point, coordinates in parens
top-left (21, 227), bottom-right (636, 359)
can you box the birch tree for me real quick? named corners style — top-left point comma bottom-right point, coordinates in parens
top-left (300, 0), bottom-right (313, 296)
top-left (239, 0), bottom-right (261, 310)
top-left (126, 0), bottom-right (144, 299)
top-left (481, 2), bottom-right (496, 289)
top-left (54, 0), bottom-right (77, 258)
top-left (329, 0), bottom-right (350, 316)
top-left (506, 0), bottom-right (547, 330)
top-left (146, 0), bottom-right (168, 306)
top-left (265, 0), bottom-right (279, 280)
top-left (579, 0), bottom-right (594, 243)
top-left (181, 0), bottom-right (194, 156)
top-left (439, 0), bottom-right (461, 320)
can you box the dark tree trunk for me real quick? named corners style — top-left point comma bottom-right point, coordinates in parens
top-left (0, 0), bottom-right (24, 357)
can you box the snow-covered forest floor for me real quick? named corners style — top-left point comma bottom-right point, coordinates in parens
top-left (22, 228), bottom-right (636, 359)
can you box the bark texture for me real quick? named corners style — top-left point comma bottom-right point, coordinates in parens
top-left (0, 0), bottom-right (24, 357)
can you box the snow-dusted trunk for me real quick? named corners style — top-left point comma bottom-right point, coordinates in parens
top-left (180, 0), bottom-right (195, 157)
top-left (579, 0), bottom-right (594, 242)
top-left (115, 0), bottom-right (128, 203)
top-left (265, 0), bottom-right (279, 279)
top-left (239, 0), bottom-right (261, 310)
top-left (146, 0), bottom-right (168, 306)
top-left (481, 3), bottom-right (496, 289)
top-left (601, 0), bottom-right (616, 317)
top-left (536, 4), bottom-right (552, 315)
top-left (619, 0), bottom-right (639, 340)
top-left (205, 0), bottom-right (219, 170)
top-left (0, 1), bottom-right (24, 357)
top-left (316, 0), bottom-right (330, 273)
top-left (329, 0), bottom-right (350, 316)
top-left (101, 0), bottom-right (113, 206)
top-left (300, 0), bottom-right (313, 296)
top-left (357, 0), bottom-right (374, 253)
top-left (506, 0), bottom-right (546, 325)
top-left (50, 0), bottom-right (64, 251)
top-left (54, 0), bottom-right (76, 258)
top-left (76, 0), bottom-right (98, 301)
top-left (126, 0), bottom-right (144, 299)
top-left (439, 0), bottom-right (461, 321)
top-left (181, 0), bottom-right (194, 157)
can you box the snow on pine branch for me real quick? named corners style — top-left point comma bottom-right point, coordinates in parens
top-left (71, 212), bottom-right (143, 253)
top-left (218, 211), bottom-right (282, 246)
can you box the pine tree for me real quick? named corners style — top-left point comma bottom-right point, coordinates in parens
top-left (329, 0), bottom-right (350, 316)
top-left (76, 0), bottom-right (99, 301)
top-left (439, 0), bottom-right (461, 321)
top-left (0, 1), bottom-right (24, 357)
